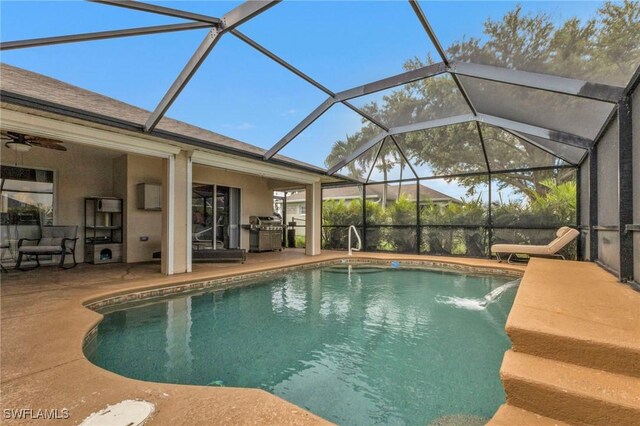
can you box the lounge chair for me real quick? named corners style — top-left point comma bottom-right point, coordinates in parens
top-left (16, 225), bottom-right (78, 270)
top-left (491, 226), bottom-right (579, 264)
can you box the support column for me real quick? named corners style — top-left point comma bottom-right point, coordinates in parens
top-left (618, 97), bottom-right (633, 282)
top-left (162, 155), bottom-right (175, 275)
top-left (305, 181), bottom-right (322, 256)
top-left (589, 148), bottom-right (598, 262)
top-left (162, 151), bottom-right (190, 275)
top-left (186, 152), bottom-right (193, 273)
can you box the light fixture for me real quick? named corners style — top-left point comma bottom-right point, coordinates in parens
top-left (5, 140), bottom-right (32, 152)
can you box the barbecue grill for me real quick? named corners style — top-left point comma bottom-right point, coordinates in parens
top-left (249, 216), bottom-right (283, 252)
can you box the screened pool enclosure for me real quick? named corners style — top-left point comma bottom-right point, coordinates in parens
top-left (1, 0), bottom-right (639, 283)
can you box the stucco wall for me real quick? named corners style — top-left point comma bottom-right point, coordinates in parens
top-left (1, 143), bottom-right (116, 264)
top-left (113, 154), bottom-right (164, 264)
top-left (192, 165), bottom-right (276, 251)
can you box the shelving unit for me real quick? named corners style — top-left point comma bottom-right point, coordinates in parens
top-left (84, 197), bottom-right (123, 264)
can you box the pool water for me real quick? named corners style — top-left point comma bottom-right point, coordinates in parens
top-left (86, 266), bottom-right (518, 425)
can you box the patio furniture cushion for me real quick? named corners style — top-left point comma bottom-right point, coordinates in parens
top-left (18, 245), bottom-right (67, 253)
top-left (39, 226), bottom-right (76, 247)
top-left (547, 227), bottom-right (580, 254)
top-left (491, 243), bottom-right (550, 256)
top-left (491, 226), bottom-right (579, 258)
top-left (556, 226), bottom-right (572, 238)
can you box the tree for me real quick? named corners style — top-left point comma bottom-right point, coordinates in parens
top-left (324, 1), bottom-right (639, 202)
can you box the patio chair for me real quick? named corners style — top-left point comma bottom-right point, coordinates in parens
top-left (491, 226), bottom-right (579, 264)
top-left (16, 225), bottom-right (78, 270)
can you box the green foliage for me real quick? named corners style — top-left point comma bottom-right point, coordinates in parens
top-left (493, 178), bottom-right (577, 226)
top-left (388, 194), bottom-right (417, 225)
top-left (530, 179), bottom-right (577, 223)
top-left (419, 197), bottom-right (487, 257)
top-left (386, 194), bottom-right (417, 252)
top-left (321, 175), bottom-right (577, 257)
top-left (365, 199), bottom-right (389, 225)
top-left (321, 198), bottom-right (363, 250)
top-left (420, 196), bottom-right (486, 225)
top-left (322, 198), bottom-right (363, 226)
top-left (294, 235), bottom-right (306, 248)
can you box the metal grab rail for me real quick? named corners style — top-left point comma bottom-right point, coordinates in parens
top-left (348, 225), bottom-right (362, 256)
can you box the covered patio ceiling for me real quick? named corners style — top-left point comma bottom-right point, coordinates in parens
top-left (1, 0), bottom-right (639, 183)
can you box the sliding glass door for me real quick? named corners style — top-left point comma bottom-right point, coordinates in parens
top-left (192, 184), bottom-right (240, 251)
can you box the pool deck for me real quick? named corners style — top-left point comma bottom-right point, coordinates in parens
top-left (490, 258), bottom-right (640, 425)
top-left (1, 251), bottom-right (637, 425)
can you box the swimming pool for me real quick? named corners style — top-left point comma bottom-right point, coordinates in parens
top-left (86, 264), bottom-right (518, 425)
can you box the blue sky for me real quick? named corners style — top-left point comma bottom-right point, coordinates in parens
top-left (1, 0), bottom-right (604, 179)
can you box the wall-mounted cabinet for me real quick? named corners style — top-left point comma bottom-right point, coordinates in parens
top-left (84, 197), bottom-right (123, 264)
top-left (137, 183), bottom-right (162, 211)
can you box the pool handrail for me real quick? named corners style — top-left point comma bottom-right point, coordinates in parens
top-left (348, 225), bottom-right (361, 256)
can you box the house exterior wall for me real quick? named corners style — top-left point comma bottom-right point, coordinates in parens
top-left (113, 154), bottom-right (164, 264)
top-left (1, 143), bottom-right (115, 264)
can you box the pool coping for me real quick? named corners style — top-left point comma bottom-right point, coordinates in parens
top-left (83, 257), bottom-right (522, 311)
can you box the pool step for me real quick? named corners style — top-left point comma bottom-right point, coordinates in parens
top-left (505, 259), bottom-right (640, 378)
top-left (489, 404), bottom-right (569, 426)
top-left (506, 319), bottom-right (640, 378)
top-left (500, 350), bottom-right (640, 425)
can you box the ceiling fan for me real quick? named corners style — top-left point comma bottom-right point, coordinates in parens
top-left (1, 131), bottom-right (67, 152)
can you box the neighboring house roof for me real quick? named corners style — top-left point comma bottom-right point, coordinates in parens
top-left (287, 183), bottom-right (458, 203)
top-left (0, 63), bottom-right (323, 173)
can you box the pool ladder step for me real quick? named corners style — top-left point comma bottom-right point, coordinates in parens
top-left (499, 350), bottom-right (640, 425)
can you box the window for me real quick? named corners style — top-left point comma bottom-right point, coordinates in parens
top-left (1, 165), bottom-right (54, 226)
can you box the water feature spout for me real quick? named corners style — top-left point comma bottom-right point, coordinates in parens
top-left (436, 279), bottom-right (520, 311)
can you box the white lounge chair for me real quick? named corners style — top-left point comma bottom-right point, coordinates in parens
top-left (491, 226), bottom-right (579, 263)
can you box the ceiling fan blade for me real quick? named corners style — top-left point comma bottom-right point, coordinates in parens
top-left (0, 131), bottom-right (20, 141)
top-left (29, 141), bottom-right (67, 151)
top-left (27, 136), bottom-right (67, 151)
